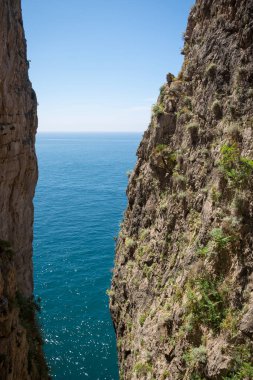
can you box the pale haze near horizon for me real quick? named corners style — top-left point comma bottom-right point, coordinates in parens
top-left (22, 0), bottom-right (194, 133)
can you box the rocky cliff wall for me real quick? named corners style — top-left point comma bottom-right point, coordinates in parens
top-left (110, 1), bottom-right (253, 379)
top-left (0, 0), bottom-right (37, 296)
top-left (0, 0), bottom-right (48, 378)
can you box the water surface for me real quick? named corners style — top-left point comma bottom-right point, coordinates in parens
top-left (34, 133), bottom-right (141, 379)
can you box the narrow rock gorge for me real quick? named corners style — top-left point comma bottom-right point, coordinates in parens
top-left (0, 0), bottom-right (48, 378)
top-left (110, 0), bottom-right (253, 379)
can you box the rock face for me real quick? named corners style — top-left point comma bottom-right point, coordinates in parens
top-left (110, 0), bottom-right (253, 379)
top-left (0, 0), bottom-right (37, 296)
top-left (0, 0), bottom-right (48, 378)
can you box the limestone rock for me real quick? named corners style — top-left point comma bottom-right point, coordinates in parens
top-left (0, 1), bottom-right (48, 378)
top-left (110, 0), bottom-right (253, 379)
top-left (0, 0), bottom-right (38, 297)
top-left (240, 299), bottom-right (253, 337)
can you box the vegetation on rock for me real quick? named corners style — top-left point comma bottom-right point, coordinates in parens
top-left (110, 0), bottom-right (253, 379)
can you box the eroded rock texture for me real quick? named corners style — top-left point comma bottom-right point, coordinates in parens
top-left (0, 0), bottom-right (48, 378)
top-left (110, 1), bottom-right (253, 379)
top-left (0, 0), bottom-right (37, 297)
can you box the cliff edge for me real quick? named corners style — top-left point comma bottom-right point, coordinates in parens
top-left (110, 0), bottom-right (253, 379)
top-left (0, 0), bottom-right (48, 378)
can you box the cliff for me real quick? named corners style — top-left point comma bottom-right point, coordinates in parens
top-left (0, 0), bottom-right (48, 378)
top-left (110, 0), bottom-right (253, 379)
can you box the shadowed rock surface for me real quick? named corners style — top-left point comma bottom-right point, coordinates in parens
top-left (0, 0), bottom-right (48, 378)
top-left (110, 0), bottom-right (253, 379)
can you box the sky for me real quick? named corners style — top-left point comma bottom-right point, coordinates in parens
top-left (22, 0), bottom-right (194, 132)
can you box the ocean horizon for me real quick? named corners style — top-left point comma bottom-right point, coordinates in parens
top-left (33, 132), bottom-right (142, 379)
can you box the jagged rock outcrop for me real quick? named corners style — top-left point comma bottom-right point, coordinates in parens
top-left (0, 0), bottom-right (48, 378)
top-left (110, 1), bottom-right (253, 379)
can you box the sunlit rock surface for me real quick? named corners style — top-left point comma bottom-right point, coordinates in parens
top-left (110, 0), bottom-right (253, 378)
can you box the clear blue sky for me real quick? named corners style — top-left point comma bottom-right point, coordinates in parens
top-left (22, 0), bottom-right (194, 132)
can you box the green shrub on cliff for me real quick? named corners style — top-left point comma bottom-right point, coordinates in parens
top-left (155, 144), bottom-right (167, 153)
top-left (134, 362), bottom-right (153, 376)
top-left (210, 228), bottom-right (232, 249)
top-left (125, 237), bottom-right (135, 249)
top-left (152, 103), bottom-right (165, 116)
top-left (224, 344), bottom-right (253, 380)
top-left (220, 309), bottom-right (240, 338)
top-left (191, 375), bottom-right (206, 380)
top-left (196, 227), bottom-right (232, 258)
top-left (183, 345), bottom-right (207, 368)
top-left (224, 363), bottom-right (253, 380)
top-left (186, 277), bottom-right (227, 331)
top-left (219, 144), bottom-right (253, 186)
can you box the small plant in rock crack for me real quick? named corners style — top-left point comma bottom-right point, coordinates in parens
top-left (125, 237), bottom-right (135, 249)
top-left (196, 245), bottom-right (210, 257)
top-left (139, 312), bottom-right (148, 327)
top-left (155, 144), bottom-right (167, 153)
top-left (153, 145), bottom-right (177, 170)
top-left (152, 102), bottom-right (165, 116)
top-left (210, 186), bottom-right (221, 203)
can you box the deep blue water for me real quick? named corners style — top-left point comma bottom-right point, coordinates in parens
top-left (33, 133), bottom-right (141, 379)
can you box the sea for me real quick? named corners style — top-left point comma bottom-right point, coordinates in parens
top-left (33, 133), bottom-right (142, 380)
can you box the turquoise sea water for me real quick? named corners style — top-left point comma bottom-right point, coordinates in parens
top-left (33, 133), bottom-right (141, 379)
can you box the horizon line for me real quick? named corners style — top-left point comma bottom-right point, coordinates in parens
top-left (37, 130), bottom-right (144, 134)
